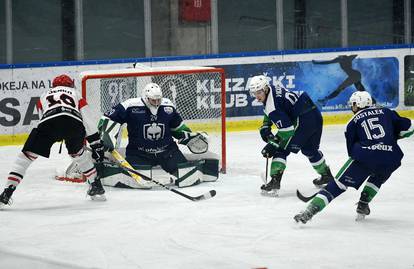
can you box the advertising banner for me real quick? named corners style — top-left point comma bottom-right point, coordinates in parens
top-left (404, 55), bottom-right (414, 106)
top-left (0, 47), bottom-right (410, 139)
top-left (222, 55), bottom-right (399, 117)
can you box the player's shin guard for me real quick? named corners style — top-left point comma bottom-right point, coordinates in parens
top-left (304, 150), bottom-right (333, 187)
top-left (6, 151), bottom-right (38, 188)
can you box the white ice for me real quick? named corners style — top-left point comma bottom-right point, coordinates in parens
top-left (1, 125), bottom-right (414, 269)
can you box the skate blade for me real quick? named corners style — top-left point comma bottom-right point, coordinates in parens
top-left (261, 189), bottom-right (279, 197)
top-left (0, 203), bottom-right (5, 210)
top-left (90, 194), bottom-right (107, 201)
top-left (355, 213), bottom-right (366, 221)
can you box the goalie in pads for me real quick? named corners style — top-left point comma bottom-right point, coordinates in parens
top-left (76, 82), bottom-right (219, 189)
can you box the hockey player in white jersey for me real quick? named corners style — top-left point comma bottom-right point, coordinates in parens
top-left (0, 74), bottom-right (106, 208)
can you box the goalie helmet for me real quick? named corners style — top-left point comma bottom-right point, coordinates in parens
top-left (143, 83), bottom-right (162, 103)
top-left (249, 75), bottom-right (270, 97)
top-left (52, 74), bottom-right (75, 88)
top-left (143, 83), bottom-right (163, 114)
top-left (349, 91), bottom-right (372, 109)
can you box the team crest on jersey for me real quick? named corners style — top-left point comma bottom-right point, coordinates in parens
top-left (143, 123), bottom-right (165, 141)
top-left (164, 107), bottom-right (173, 114)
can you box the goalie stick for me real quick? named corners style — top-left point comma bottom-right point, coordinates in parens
top-left (296, 189), bottom-right (318, 203)
top-left (109, 150), bottom-right (216, 202)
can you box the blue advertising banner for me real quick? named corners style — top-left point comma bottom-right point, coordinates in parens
top-left (221, 55), bottom-right (399, 117)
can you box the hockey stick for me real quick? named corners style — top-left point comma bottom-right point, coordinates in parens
top-left (296, 189), bottom-right (318, 203)
top-left (260, 158), bottom-right (269, 184)
top-left (110, 150), bottom-right (143, 182)
top-left (109, 150), bottom-right (216, 202)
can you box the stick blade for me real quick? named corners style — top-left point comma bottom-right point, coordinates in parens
top-left (296, 189), bottom-right (317, 203)
top-left (192, 190), bottom-right (216, 201)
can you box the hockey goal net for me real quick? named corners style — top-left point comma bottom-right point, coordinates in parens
top-left (81, 65), bottom-right (226, 173)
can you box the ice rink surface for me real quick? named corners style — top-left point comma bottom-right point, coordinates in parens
top-left (1, 125), bottom-right (414, 269)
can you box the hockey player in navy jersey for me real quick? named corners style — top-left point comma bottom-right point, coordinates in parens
top-left (97, 82), bottom-right (218, 189)
top-left (294, 91), bottom-right (414, 223)
top-left (248, 75), bottom-right (334, 197)
top-left (0, 75), bottom-right (106, 209)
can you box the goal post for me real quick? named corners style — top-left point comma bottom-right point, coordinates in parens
top-left (80, 66), bottom-right (226, 173)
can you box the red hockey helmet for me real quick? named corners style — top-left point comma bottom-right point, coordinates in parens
top-left (52, 74), bottom-right (74, 88)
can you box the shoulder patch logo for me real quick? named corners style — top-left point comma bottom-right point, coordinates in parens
top-left (164, 107), bottom-right (173, 114)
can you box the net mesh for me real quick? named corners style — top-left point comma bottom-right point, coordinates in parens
top-left (82, 67), bottom-right (225, 171)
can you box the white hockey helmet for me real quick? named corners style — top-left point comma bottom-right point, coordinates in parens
top-left (143, 83), bottom-right (163, 106)
top-left (249, 75), bottom-right (270, 97)
top-left (349, 91), bottom-right (372, 109)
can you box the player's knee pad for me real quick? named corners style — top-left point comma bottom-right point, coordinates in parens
top-left (302, 149), bottom-right (323, 162)
top-left (366, 175), bottom-right (387, 189)
top-left (323, 179), bottom-right (346, 200)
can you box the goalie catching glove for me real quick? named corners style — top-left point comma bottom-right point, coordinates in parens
top-left (179, 132), bottom-right (209, 154)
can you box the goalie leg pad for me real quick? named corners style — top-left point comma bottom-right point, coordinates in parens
top-left (99, 162), bottom-right (154, 189)
top-left (174, 161), bottom-right (204, 188)
top-left (200, 159), bottom-right (219, 182)
top-left (174, 158), bottom-right (219, 187)
top-left (70, 148), bottom-right (97, 182)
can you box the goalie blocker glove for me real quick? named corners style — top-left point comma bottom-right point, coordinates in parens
top-left (179, 132), bottom-right (209, 154)
top-left (86, 132), bottom-right (105, 163)
top-left (97, 116), bottom-right (123, 152)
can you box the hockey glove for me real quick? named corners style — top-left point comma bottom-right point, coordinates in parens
top-left (261, 139), bottom-right (280, 158)
top-left (86, 132), bottom-right (105, 163)
top-left (259, 125), bottom-right (274, 142)
top-left (398, 127), bottom-right (414, 139)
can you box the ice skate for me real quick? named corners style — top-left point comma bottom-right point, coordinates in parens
top-left (261, 173), bottom-right (282, 197)
top-left (312, 168), bottom-right (334, 187)
top-left (355, 192), bottom-right (370, 221)
top-left (294, 204), bottom-right (320, 224)
top-left (87, 178), bottom-right (106, 201)
top-left (0, 185), bottom-right (16, 209)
